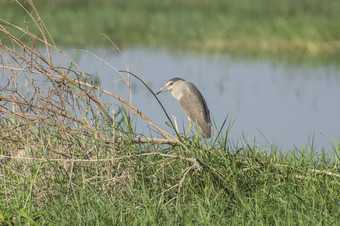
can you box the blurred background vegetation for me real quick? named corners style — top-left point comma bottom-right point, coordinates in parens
top-left (1, 0), bottom-right (340, 58)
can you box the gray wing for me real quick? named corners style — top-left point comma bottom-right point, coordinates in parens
top-left (178, 82), bottom-right (211, 138)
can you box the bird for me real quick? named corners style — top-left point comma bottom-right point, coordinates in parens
top-left (156, 78), bottom-right (212, 138)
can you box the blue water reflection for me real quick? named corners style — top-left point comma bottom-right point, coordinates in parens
top-left (74, 48), bottom-right (340, 151)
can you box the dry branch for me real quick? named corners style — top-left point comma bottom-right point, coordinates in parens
top-left (0, 1), bottom-right (174, 143)
top-left (0, 151), bottom-right (198, 165)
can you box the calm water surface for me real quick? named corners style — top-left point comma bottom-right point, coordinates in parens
top-left (69, 48), bottom-right (340, 151)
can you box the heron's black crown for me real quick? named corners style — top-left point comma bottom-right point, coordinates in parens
top-left (168, 78), bottom-right (185, 83)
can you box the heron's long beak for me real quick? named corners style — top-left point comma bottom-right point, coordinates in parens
top-left (156, 85), bottom-right (169, 95)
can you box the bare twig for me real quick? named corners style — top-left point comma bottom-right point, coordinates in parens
top-left (0, 152), bottom-right (198, 165)
top-left (0, 9), bottom-right (173, 140)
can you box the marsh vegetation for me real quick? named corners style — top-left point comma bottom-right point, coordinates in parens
top-left (1, 0), bottom-right (340, 55)
top-left (0, 1), bottom-right (339, 224)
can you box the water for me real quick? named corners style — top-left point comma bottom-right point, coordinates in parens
top-left (3, 47), bottom-right (340, 151)
top-left (70, 47), bottom-right (340, 152)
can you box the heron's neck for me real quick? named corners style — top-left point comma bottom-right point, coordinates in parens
top-left (171, 88), bottom-right (182, 101)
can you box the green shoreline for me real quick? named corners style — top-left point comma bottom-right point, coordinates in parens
top-left (1, 122), bottom-right (339, 225)
top-left (1, 0), bottom-right (340, 57)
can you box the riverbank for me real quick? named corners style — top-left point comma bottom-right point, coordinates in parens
top-left (1, 0), bottom-right (340, 56)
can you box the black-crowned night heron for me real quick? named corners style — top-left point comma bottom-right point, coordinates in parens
top-left (156, 78), bottom-right (212, 138)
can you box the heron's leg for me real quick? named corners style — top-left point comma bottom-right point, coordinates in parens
top-left (185, 120), bottom-right (192, 137)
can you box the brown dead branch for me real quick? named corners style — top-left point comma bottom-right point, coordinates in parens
top-left (275, 164), bottom-right (340, 178)
top-left (0, 1), bottom-right (173, 142)
top-left (0, 151), bottom-right (197, 165)
top-left (118, 136), bottom-right (179, 145)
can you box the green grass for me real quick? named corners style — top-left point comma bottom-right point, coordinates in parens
top-left (1, 0), bottom-right (340, 57)
top-left (0, 120), bottom-right (339, 225)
